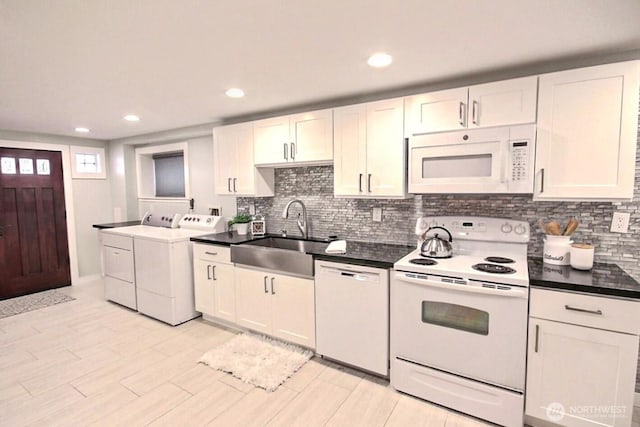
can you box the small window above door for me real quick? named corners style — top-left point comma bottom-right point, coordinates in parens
top-left (69, 146), bottom-right (106, 179)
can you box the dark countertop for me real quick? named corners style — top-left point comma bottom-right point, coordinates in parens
top-left (528, 258), bottom-right (640, 300)
top-left (191, 232), bottom-right (414, 269)
top-left (93, 220), bottom-right (141, 229)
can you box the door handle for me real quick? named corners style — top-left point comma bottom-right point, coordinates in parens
top-left (227, 178), bottom-right (232, 193)
top-left (212, 265), bottom-right (217, 280)
top-left (459, 102), bottom-right (466, 127)
top-left (471, 100), bottom-right (479, 125)
top-left (270, 277), bottom-right (275, 295)
top-left (540, 168), bottom-right (545, 193)
top-left (367, 174), bottom-right (372, 193)
top-left (564, 305), bottom-right (603, 315)
top-left (233, 178), bottom-right (237, 193)
top-left (263, 276), bottom-right (269, 293)
top-left (207, 265), bottom-right (212, 280)
top-left (358, 173), bottom-right (363, 192)
top-left (283, 143), bottom-right (288, 160)
top-left (534, 324), bottom-right (540, 353)
top-left (290, 143), bottom-right (295, 160)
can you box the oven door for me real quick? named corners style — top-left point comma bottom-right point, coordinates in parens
top-left (408, 127), bottom-right (510, 194)
top-left (391, 271), bottom-right (528, 391)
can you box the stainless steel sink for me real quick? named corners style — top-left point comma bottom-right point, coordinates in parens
top-left (231, 237), bottom-right (328, 277)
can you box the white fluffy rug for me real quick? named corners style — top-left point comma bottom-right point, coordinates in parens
top-left (199, 332), bottom-right (313, 392)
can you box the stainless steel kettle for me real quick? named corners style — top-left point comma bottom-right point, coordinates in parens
top-left (420, 226), bottom-right (453, 258)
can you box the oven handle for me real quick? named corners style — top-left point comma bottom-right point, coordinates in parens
top-left (394, 272), bottom-right (528, 298)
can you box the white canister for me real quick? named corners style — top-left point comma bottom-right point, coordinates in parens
top-left (543, 235), bottom-right (573, 265)
top-left (570, 243), bottom-right (595, 270)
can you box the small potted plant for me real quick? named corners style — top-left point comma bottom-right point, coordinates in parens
top-left (228, 213), bottom-right (252, 235)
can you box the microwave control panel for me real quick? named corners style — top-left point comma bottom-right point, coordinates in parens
top-left (510, 141), bottom-right (530, 182)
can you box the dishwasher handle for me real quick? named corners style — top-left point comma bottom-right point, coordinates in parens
top-left (320, 266), bottom-right (379, 283)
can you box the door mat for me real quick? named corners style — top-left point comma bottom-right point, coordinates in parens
top-left (199, 332), bottom-right (313, 392)
top-left (0, 289), bottom-right (75, 319)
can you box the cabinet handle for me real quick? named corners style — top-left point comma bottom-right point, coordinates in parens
top-left (290, 142), bottom-right (295, 160)
top-left (564, 305), bottom-right (603, 315)
top-left (367, 174), bottom-right (372, 193)
top-left (263, 275), bottom-right (269, 293)
top-left (358, 173), bottom-right (363, 192)
top-left (472, 100), bottom-right (478, 125)
top-left (534, 324), bottom-right (540, 353)
top-left (540, 168), bottom-right (545, 193)
top-left (205, 251), bottom-right (218, 256)
top-left (270, 277), bottom-right (275, 295)
top-left (283, 143), bottom-right (288, 160)
top-left (207, 265), bottom-right (212, 280)
top-left (233, 178), bottom-right (237, 193)
top-left (459, 102), bottom-right (466, 126)
top-left (211, 265), bottom-right (217, 280)
top-left (227, 178), bottom-right (232, 193)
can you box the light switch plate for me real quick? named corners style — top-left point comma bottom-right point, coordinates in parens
top-left (610, 212), bottom-right (630, 233)
top-left (372, 207), bottom-right (382, 222)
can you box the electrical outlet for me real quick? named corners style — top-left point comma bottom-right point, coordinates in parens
top-left (372, 207), bottom-right (382, 222)
top-left (610, 212), bottom-right (630, 233)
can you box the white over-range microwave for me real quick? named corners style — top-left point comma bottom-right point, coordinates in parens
top-left (408, 124), bottom-right (536, 194)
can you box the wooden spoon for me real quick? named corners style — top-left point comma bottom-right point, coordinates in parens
top-left (563, 218), bottom-right (579, 236)
top-left (546, 221), bottom-right (562, 235)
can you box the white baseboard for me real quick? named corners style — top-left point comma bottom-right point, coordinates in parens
top-left (72, 273), bottom-right (102, 286)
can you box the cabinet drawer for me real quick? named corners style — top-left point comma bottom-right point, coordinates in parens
top-left (103, 246), bottom-right (134, 283)
top-left (193, 243), bottom-right (231, 264)
top-left (530, 288), bottom-right (640, 335)
top-left (101, 232), bottom-right (133, 250)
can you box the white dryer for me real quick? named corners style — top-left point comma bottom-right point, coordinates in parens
top-left (101, 213), bottom-right (225, 325)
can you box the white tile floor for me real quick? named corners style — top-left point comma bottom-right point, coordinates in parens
top-left (0, 279), bottom-right (637, 427)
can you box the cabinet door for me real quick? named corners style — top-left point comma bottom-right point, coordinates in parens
top-left (333, 104), bottom-right (367, 196)
top-left (526, 318), bottom-right (638, 427)
top-left (254, 116), bottom-right (290, 165)
top-left (290, 109), bottom-right (333, 163)
top-left (234, 267), bottom-right (271, 334)
top-left (468, 76), bottom-right (537, 128)
top-left (365, 98), bottom-right (406, 197)
top-left (212, 263), bottom-right (236, 323)
top-left (193, 258), bottom-right (215, 315)
top-left (535, 61), bottom-right (640, 200)
top-left (270, 273), bottom-right (315, 348)
top-left (229, 123), bottom-right (258, 195)
top-left (213, 124), bottom-right (239, 195)
top-left (404, 87), bottom-right (468, 134)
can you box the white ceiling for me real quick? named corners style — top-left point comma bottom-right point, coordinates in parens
top-left (1, 0), bottom-right (640, 141)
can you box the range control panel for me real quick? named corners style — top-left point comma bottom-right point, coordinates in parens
top-left (415, 216), bottom-right (530, 243)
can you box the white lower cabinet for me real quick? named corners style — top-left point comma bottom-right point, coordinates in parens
top-left (526, 288), bottom-right (640, 427)
top-left (100, 231), bottom-right (137, 310)
top-left (235, 266), bottom-right (315, 348)
top-left (193, 244), bottom-right (236, 324)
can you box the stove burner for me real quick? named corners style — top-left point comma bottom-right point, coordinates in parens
top-left (484, 256), bottom-right (515, 264)
top-left (409, 258), bottom-right (438, 266)
top-left (472, 263), bottom-right (516, 274)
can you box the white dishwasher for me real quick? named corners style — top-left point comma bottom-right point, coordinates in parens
top-left (314, 260), bottom-right (389, 376)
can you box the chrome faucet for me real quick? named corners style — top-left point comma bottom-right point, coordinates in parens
top-left (282, 199), bottom-right (308, 239)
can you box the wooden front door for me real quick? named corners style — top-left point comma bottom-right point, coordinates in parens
top-left (0, 148), bottom-right (71, 299)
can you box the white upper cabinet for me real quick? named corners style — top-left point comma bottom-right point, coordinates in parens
top-left (534, 61), bottom-right (640, 200)
top-left (254, 109), bottom-right (333, 166)
top-left (334, 98), bottom-right (406, 198)
top-left (213, 123), bottom-right (274, 196)
top-left (405, 76), bottom-right (538, 135)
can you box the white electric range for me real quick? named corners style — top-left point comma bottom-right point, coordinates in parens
top-left (391, 216), bottom-right (530, 427)
top-left (101, 212), bottom-right (225, 325)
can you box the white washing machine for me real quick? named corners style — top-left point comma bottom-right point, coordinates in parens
top-left (101, 213), bottom-right (225, 325)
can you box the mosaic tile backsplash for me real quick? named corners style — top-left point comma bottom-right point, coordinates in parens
top-left (238, 162), bottom-right (640, 283)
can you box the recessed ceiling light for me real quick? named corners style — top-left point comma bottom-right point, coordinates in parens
top-left (367, 53), bottom-right (393, 68)
top-left (124, 114), bottom-right (140, 122)
top-left (74, 127), bottom-right (90, 133)
top-left (225, 88), bottom-right (245, 98)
